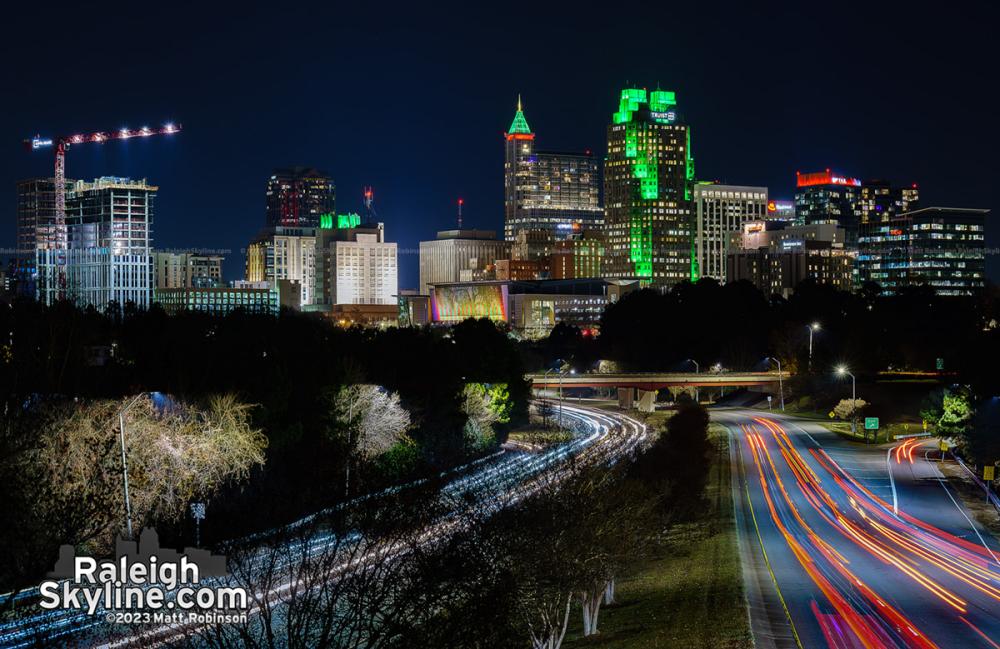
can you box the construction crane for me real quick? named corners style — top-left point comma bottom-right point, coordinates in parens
top-left (23, 122), bottom-right (181, 296)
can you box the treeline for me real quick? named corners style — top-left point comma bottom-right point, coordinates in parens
top-left (0, 299), bottom-right (529, 588)
top-left (525, 279), bottom-right (1000, 395)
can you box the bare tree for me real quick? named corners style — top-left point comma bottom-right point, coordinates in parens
top-left (329, 385), bottom-right (411, 495)
top-left (29, 394), bottom-right (267, 551)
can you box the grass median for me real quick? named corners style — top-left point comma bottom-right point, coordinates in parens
top-left (563, 423), bottom-right (751, 649)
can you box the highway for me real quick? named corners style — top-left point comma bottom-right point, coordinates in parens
top-left (723, 409), bottom-right (1000, 649)
top-left (0, 402), bottom-right (647, 648)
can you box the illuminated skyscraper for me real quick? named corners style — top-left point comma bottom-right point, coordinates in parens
top-left (265, 167), bottom-right (335, 228)
top-left (603, 88), bottom-right (695, 289)
top-left (857, 180), bottom-right (919, 226)
top-left (694, 183), bottom-right (768, 283)
top-left (503, 97), bottom-right (602, 241)
top-left (858, 207), bottom-right (986, 296)
top-left (794, 170), bottom-right (862, 242)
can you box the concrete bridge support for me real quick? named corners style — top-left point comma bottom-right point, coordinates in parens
top-left (616, 387), bottom-right (634, 410)
top-left (636, 389), bottom-right (657, 413)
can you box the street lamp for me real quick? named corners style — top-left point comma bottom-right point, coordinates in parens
top-left (807, 322), bottom-right (821, 372)
top-left (687, 359), bottom-right (700, 403)
top-left (836, 366), bottom-right (858, 436)
top-left (766, 357), bottom-right (784, 411)
top-left (118, 392), bottom-right (151, 539)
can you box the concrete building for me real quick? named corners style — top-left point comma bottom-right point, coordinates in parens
top-left (694, 183), bottom-right (768, 282)
top-left (496, 258), bottom-right (545, 281)
top-left (429, 278), bottom-right (638, 337)
top-left (36, 177), bottom-right (155, 309)
top-left (727, 220), bottom-right (854, 297)
top-left (858, 207), bottom-right (987, 296)
top-left (503, 98), bottom-right (603, 241)
top-left (550, 231), bottom-right (604, 280)
top-left (155, 282), bottom-right (279, 316)
top-left (418, 229), bottom-right (512, 294)
top-left (245, 226), bottom-right (317, 307)
top-left (154, 252), bottom-right (223, 289)
top-left (314, 221), bottom-right (397, 307)
top-left (603, 88), bottom-right (695, 289)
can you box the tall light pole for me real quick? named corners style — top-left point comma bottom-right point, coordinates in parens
top-left (687, 359), bottom-right (700, 403)
top-left (807, 322), bottom-right (820, 372)
top-left (767, 357), bottom-right (784, 411)
top-left (118, 392), bottom-right (150, 539)
top-left (836, 366), bottom-right (857, 436)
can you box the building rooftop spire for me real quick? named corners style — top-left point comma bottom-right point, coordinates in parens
top-left (508, 95), bottom-right (532, 135)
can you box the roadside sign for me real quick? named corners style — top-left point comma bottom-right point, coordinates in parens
top-left (985, 466), bottom-right (995, 482)
top-left (864, 417), bottom-right (879, 430)
top-left (936, 358), bottom-right (945, 371)
top-left (923, 419), bottom-right (928, 432)
top-left (939, 440), bottom-right (949, 452)
top-left (828, 411), bottom-right (836, 419)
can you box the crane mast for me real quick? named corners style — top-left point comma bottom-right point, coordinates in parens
top-left (25, 123), bottom-right (181, 298)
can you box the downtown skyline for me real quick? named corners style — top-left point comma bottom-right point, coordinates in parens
top-left (2, 3), bottom-right (996, 288)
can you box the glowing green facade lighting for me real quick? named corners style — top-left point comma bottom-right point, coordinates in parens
top-left (337, 213), bottom-right (361, 229)
top-left (320, 213), bottom-right (334, 229)
top-left (613, 88), bottom-right (647, 124)
top-left (649, 90), bottom-right (676, 112)
top-left (508, 104), bottom-right (532, 135)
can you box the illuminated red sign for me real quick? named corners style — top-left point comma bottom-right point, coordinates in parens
top-left (795, 170), bottom-right (861, 188)
top-left (889, 229), bottom-right (903, 236)
top-left (505, 133), bottom-right (536, 142)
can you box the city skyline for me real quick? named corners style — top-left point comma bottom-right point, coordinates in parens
top-left (2, 4), bottom-right (996, 289)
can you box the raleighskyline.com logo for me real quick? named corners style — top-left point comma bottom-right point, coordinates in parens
top-left (39, 528), bottom-right (248, 619)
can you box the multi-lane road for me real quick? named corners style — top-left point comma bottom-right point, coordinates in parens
top-left (0, 403), bottom-right (647, 648)
top-left (723, 409), bottom-right (1000, 649)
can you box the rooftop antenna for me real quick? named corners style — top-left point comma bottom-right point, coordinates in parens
top-left (457, 197), bottom-right (464, 229)
top-left (363, 186), bottom-right (376, 220)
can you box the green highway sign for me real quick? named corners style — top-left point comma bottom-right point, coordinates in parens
top-left (864, 417), bottom-right (879, 430)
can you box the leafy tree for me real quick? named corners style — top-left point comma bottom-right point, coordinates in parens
top-left (834, 398), bottom-right (869, 422)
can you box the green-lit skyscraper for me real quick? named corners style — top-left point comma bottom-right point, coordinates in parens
top-left (603, 88), bottom-right (695, 289)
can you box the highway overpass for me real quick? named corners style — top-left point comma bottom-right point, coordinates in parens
top-left (527, 371), bottom-right (787, 390)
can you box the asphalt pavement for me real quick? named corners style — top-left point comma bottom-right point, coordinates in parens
top-left (721, 408), bottom-right (1000, 649)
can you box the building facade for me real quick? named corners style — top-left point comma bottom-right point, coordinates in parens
top-left (503, 98), bottom-right (603, 241)
top-left (858, 207), bottom-right (987, 296)
top-left (857, 180), bottom-right (920, 226)
top-left (154, 252), bottom-right (223, 289)
top-left (418, 229), bottom-right (512, 294)
top-left (550, 231), bottom-right (604, 280)
top-left (794, 170), bottom-right (862, 242)
top-left (155, 283), bottom-right (279, 316)
top-left (429, 278), bottom-right (638, 337)
top-left (694, 183), bottom-right (768, 283)
top-left (727, 220), bottom-right (854, 297)
top-left (315, 221), bottom-right (398, 306)
top-left (245, 226), bottom-right (317, 306)
top-left (37, 177), bottom-right (155, 309)
top-left (265, 167), bottom-right (335, 228)
top-left (603, 88), bottom-right (695, 289)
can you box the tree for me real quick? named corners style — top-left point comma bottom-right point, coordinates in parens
top-left (461, 383), bottom-right (512, 450)
top-left (28, 394), bottom-right (267, 553)
top-left (327, 384), bottom-right (411, 495)
top-left (834, 398), bottom-right (869, 422)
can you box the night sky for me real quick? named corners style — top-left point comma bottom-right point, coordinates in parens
top-left (2, 3), bottom-right (996, 288)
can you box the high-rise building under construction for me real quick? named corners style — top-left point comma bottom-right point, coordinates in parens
top-left (603, 88), bottom-right (695, 289)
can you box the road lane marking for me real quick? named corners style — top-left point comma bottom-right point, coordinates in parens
top-left (929, 451), bottom-right (1000, 568)
top-left (886, 447), bottom-right (899, 516)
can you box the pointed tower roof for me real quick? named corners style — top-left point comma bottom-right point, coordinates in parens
top-left (508, 94), bottom-right (532, 135)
